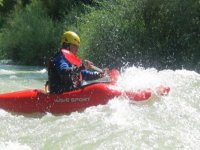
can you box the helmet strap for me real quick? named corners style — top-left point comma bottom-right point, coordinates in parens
top-left (62, 42), bottom-right (70, 49)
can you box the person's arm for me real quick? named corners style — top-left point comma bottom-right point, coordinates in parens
top-left (81, 70), bottom-right (102, 81)
top-left (81, 60), bottom-right (108, 81)
top-left (54, 52), bottom-right (84, 75)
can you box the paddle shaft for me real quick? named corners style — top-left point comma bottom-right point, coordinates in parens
top-left (90, 65), bottom-right (103, 73)
top-left (83, 60), bottom-right (103, 72)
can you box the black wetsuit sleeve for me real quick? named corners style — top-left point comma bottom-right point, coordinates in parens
top-left (59, 65), bottom-right (85, 75)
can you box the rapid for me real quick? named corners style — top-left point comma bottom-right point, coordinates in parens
top-left (0, 61), bottom-right (200, 150)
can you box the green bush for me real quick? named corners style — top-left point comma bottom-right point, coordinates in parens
top-left (77, 0), bottom-right (151, 68)
top-left (0, 0), bottom-right (62, 65)
top-left (0, 0), bottom-right (100, 65)
top-left (0, 0), bottom-right (199, 70)
top-left (41, 0), bottom-right (97, 20)
top-left (77, 0), bottom-right (200, 69)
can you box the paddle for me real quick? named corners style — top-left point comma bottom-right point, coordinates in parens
top-left (90, 64), bottom-right (103, 73)
top-left (61, 49), bottom-right (103, 73)
top-left (61, 49), bottom-right (82, 67)
top-left (156, 85), bottom-right (170, 96)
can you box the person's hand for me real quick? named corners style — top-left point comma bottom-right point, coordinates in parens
top-left (99, 68), bottom-right (110, 78)
top-left (72, 74), bottom-right (82, 88)
top-left (83, 60), bottom-right (93, 69)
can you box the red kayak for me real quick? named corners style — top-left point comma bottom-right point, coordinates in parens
top-left (0, 69), bottom-right (170, 114)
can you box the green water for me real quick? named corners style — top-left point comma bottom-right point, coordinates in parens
top-left (0, 62), bottom-right (200, 150)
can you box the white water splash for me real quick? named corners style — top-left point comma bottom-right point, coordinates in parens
top-left (36, 69), bottom-right (47, 74)
top-left (116, 66), bottom-right (171, 91)
top-left (0, 69), bottom-right (16, 75)
top-left (0, 142), bottom-right (31, 150)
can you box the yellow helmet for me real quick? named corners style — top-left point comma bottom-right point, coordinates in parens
top-left (61, 31), bottom-right (80, 47)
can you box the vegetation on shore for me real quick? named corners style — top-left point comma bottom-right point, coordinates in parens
top-left (0, 0), bottom-right (199, 71)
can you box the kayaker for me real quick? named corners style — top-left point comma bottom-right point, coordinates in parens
top-left (47, 31), bottom-right (105, 93)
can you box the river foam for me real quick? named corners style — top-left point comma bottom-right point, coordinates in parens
top-left (0, 64), bottom-right (200, 150)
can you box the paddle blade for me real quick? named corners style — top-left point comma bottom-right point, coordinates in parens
top-left (156, 85), bottom-right (170, 96)
top-left (61, 49), bottom-right (82, 67)
top-left (125, 89), bottom-right (152, 101)
top-left (109, 69), bottom-right (120, 84)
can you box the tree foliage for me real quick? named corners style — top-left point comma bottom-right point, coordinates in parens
top-left (0, 0), bottom-right (199, 71)
top-left (78, 0), bottom-right (200, 70)
top-left (0, 1), bottom-right (62, 65)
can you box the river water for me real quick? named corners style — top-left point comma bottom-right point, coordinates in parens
top-left (0, 62), bottom-right (200, 150)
